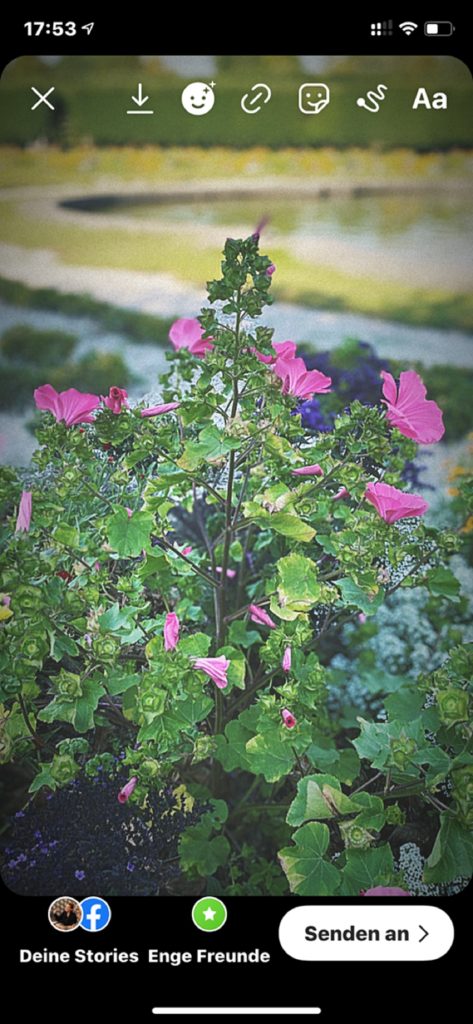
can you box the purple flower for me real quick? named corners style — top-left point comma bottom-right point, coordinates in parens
top-left (126, 861), bottom-right (135, 872)
top-left (75, 870), bottom-right (85, 881)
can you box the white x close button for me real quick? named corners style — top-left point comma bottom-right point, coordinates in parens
top-left (279, 905), bottom-right (454, 961)
top-left (31, 86), bottom-right (55, 110)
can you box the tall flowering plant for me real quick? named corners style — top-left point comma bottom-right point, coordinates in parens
top-left (1, 234), bottom-right (471, 896)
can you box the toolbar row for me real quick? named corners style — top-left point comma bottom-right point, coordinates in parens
top-left (30, 82), bottom-right (449, 117)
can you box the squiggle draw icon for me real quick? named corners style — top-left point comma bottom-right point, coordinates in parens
top-left (356, 84), bottom-right (388, 112)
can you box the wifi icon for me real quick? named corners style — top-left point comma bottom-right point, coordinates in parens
top-left (399, 21), bottom-right (418, 35)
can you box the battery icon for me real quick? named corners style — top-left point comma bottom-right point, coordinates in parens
top-left (424, 21), bottom-right (455, 36)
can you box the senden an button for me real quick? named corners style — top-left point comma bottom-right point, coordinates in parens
top-left (279, 905), bottom-right (454, 961)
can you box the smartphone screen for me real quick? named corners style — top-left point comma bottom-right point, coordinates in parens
top-left (1, 16), bottom-right (472, 1021)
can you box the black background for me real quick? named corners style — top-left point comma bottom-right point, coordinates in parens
top-left (1, 9), bottom-right (471, 1019)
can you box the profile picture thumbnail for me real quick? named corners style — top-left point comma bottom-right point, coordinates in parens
top-left (48, 896), bottom-right (82, 932)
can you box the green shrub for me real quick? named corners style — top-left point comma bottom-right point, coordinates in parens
top-left (0, 324), bottom-right (77, 366)
top-left (49, 351), bottom-right (130, 395)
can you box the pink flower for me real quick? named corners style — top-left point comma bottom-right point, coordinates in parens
top-left (101, 386), bottom-right (128, 414)
top-left (281, 708), bottom-right (297, 728)
top-left (252, 216), bottom-right (270, 239)
top-left (94, 561), bottom-right (101, 571)
top-left (84, 633), bottom-right (93, 648)
top-left (252, 340), bottom-right (297, 365)
top-left (2, 595), bottom-right (11, 607)
top-left (181, 545), bottom-right (193, 556)
top-left (248, 604), bottom-right (277, 628)
top-left (381, 370), bottom-right (444, 445)
top-left (169, 318), bottom-right (214, 357)
top-left (34, 385), bottom-right (100, 426)
top-left (118, 776), bottom-right (138, 804)
top-left (125, 507), bottom-right (133, 518)
top-left (333, 486), bottom-right (350, 500)
top-left (216, 566), bottom-right (237, 579)
top-left (15, 491), bottom-right (32, 533)
top-left (365, 481), bottom-right (428, 524)
top-left (141, 402), bottom-right (181, 418)
top-left (273, 355), bottom-right (332, 400)
top-left (282, 646), bottom-right (292, 672)
top-left (266, 263), bottom-right (276, 277)
top-left (291, 464), bottom-right (324, 477)
top-left (358, 612), bottom-right (367, 624)
top-left (192, 656), bottom-right (230, 689)
top-left (362, 887), bottom-right (410, 896)
top-left (164, 612), bottom-right (180, 652)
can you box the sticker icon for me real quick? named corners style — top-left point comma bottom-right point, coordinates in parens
top-left (298, 83), bottom-right (330, 115)
top-left (181, 82), bottom-right (215, 116)
top-left (79, 896), bottom-right (112, 932)
top-left (192, 897), bottom-right (227, 932)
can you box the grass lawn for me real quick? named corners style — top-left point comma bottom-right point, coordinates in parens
top-left (1, 147), bottom-right (472, 331)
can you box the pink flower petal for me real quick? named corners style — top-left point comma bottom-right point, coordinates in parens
top-left (192, 656), bottom-right (230, 689)
top-left (140, 402), bottom-right (181, 417)
top-left (291, 463), bottom-right (324, 477)
top-left (363, 887), bottom-right (410, 896)
top-left (164, 612), bottom-right (180, 652)
top-left (169, 318), bottom-right (214, 357)
top-left (364, 481), bottom-right (428, 524)
top-left (333, 486), bottom-right (350, 500)
top-left (216, 566), bottom-right (237, 578)
top-left (102, 386), bottom-right (128, 414)
top-left (248, 604), bottom-right (277, 628)
top-left (381, 370), bottom-right (444, 445)
top-left (282, 646), bottom-right (292, 672)
top-left (15, 491), bottom-right (32, 533)
top-left (281, 707), bottom-right (297, 728)
top-left (118, 776), bottom-right (138, 804)
top-left (273, 356), bottom-right (332, 400)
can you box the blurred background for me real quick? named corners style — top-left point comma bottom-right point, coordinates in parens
top-left (0, 53), bottom-right (472, 481)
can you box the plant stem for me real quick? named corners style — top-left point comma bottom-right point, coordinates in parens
top-left (159, 537), bottom-right (218, 588)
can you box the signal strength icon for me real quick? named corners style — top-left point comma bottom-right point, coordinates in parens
top-left (370, 21), bottom-right (393, 36)
top-left (399, 21), bottom-right (418, 35)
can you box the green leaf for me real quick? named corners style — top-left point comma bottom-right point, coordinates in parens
top-left (53, 522), bottom-right (80, 548)
top-left (215, 719), bottom-right (254, 772)
top-left (385, 688), bottom-right (424, 722)
top-left (49, 631), bottom-right (80, 661)
top-left (178, 425), bottom-right (239, 471)
top-left (228, 621), bottom-right (261, 648)
top-left (352, 718), bottom-right (392, 770)
top-left (216, 645), bottom-right (246, 690)
top-left (38, 679), bottom-right (105, 733)
top-left (105, 672), bottom-right (141, 696)
top-left (271, 552), bottom-right (321, 621)
top-left (278, 822), bottom-right (341, 896)
top-left (341, 844), bottom-right (394, 895)
top-left (245, 728), bottom-right (295, 782)
top-left (179, 814), bottom-right (230, 876)
top-left (29, 766), bottom-right (57, 793)
top-left (333, 749), bottom-right (361, 786)
top-left (286, 774), bottom-right (360, 826)
top-left (337, 577), bottom-right (384, 615)
top-left (350, 792), bottom-right (386, 831)
top-left (424, 815), bottom-right (473, 883)
top-left (246, 507), bottom-right (315, 542)
top-left (179, 632), bottom-right (212, 658)
top-left (425, 567), bottom-right (461, 601)
top-left (107, 507), bottom-right (154, 557)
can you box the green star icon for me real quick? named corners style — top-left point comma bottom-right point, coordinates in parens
top-left (191, 897), bottom-right (227, 932)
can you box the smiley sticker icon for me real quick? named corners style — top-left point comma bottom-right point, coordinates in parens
top-left (181, 81), bottom-right (215, 116)
top-left (298, 82), bottom-right (330, 115)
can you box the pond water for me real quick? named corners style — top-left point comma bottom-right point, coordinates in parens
top-left (100, 192), bottom-right (473, 288)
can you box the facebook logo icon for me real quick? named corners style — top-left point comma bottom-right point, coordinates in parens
top-left (79, 897), bottom-right (111, 932)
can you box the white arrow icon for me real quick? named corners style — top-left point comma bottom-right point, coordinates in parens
top-left (127, 84), bottom-right (153, 115)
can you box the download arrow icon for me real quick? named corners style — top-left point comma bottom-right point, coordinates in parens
top-left (131, 83), bottom-right (149, 106)
top-left (127, 84), bottom-right (154, 115)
